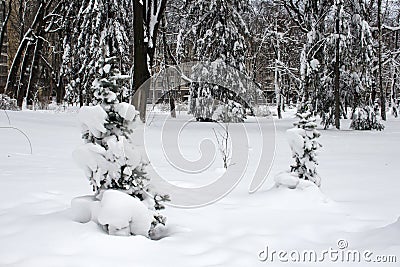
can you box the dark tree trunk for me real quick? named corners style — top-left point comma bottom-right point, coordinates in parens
top-left (16, 2), bottom-right (46, 108)
top-left (5, 31), bottom-right (30, 98)
top-left (5, 1), bottom-right (47, 107)
top-left (17, 42), bottom-right (35, 107)
top-left (27, 36), bottom-right (45, 106)
top-left (162, 17), bottom-right (176, 118)
top-left (378, 0), bottom-right (386, 120)
top-left (371, 81), bottom-right (376, 104)
top-left (132, 0), bottom-right (167, 122)
top-left (392, 18), bottom-right (399, 113)
top-left (0, 0), bottom-right (11, 58)
top-left (132, 0), bottom-right (151, 122)
top-left (277, 97), bottom-right (282, 118)
top-left (334, 8), bottom-right (341, 130)
top-left (146, 0), bottom-right (167, 68)
top-left (18, 0), bottom-right (25, 42)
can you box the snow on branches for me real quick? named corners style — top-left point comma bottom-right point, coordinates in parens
top-left (350, 106), bottom-right (385, 131)
top-left (287, 112), bottom-right (322, 186)
top-left (185, 0), bottom-right (251, 122)
top-left (73, 57), bottom-right (168, 238)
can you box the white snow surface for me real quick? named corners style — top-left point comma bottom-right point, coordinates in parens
top-left (0, 109), bottom-right (399, 266)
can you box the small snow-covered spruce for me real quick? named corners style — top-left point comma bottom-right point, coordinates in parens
top-left (350, 106), bottom-right (384, 131)
top-left (74, 57), bottom-right (168, 238)
top-left (214, 100), bottom-right (246, 123)
top-left (0, 94), bottom-right (18, 110)
top-left (287, 112), bottom-right (322, 186)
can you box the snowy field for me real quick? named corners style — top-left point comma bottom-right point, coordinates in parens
top-left (0, 109), bottom-right (399, 267)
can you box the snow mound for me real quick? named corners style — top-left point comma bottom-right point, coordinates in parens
top-left (266, 174), bottom-right (330, 208)
top-left (357, 216), bottom-right (400, 246)
top-left (71, 190), bottom-right (155, 237)
top-left (98, 190), bottom-right (153, 237)
top-left (274, 171), bottom-right (299, 189)
top-left (71, 195), bottom-right (97, 223)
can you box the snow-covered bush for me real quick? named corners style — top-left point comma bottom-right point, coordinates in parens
top-left (73, 57), bottom-right (168, 238)
top-left (213, 100), bottom-right (246, 123)
top-left (390, 104), bottom-right (398, 118)
top-left (350, 106), bottom-right (385, 131)
top-left (0, 94), bottom-right (18, 110)
top-left (153, 103), bottom-right (171, 112)
top-left (252, 105), bottom-right (272, 117)
top-left (175, 102), bottom-right (189, 112)
top-left (212, 124), bottom-right (231, 169)
top-left (189, 84), bottom-right (215, 121)
top-left (287, 112), bottom-right (322, 186)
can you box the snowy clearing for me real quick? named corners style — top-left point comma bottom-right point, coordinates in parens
top-left (0, 109), bottom-right (399, 266)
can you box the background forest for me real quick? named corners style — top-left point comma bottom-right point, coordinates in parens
top-left (0, 0), bottom-right (399, 129)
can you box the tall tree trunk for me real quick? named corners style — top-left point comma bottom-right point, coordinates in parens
top-left (0, 0), bottom-right (11, 58)
top-left (162, 17), bottom-right (176, 118)
top-left (18, 0), bottom-right (25, 42)
top-left (132, 0), bottom-right (150, 122)
top-left (390, 19), bottom-right (399, 117)
top-left (24, 2), bottom-right (45, 108)
top-left (17, 1), bottom-right (46, 108)
top-left (275, 22), bottom-right (282, 119)
top-left (4, 29), bottom-right (30, 97)
top-left (371, 79), bottom-right (376, 104)
top-left (146, 0), bottom-right (167, 69)
top-left (334, 6), bottom-right (341, 130)
top-left (5, 1), bottom-right (45, 107)
top-left (17, 42), bottom-right (35, 107)
top-left (377, 0), bottom-right (386, 120)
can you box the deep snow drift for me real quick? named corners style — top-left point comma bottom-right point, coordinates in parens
top-left (0, 109), bottom-right (399, 266)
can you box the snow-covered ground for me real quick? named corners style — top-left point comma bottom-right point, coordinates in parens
top-left (0, 109), bottom-right (399, 267)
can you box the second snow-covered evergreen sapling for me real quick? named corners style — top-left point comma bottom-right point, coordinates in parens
top-left (0, 94), bottom-right (18, 110)
top-left (287, 112), bottom-right (322, 186)
top-left (73, 57), bottom-right (168, 238)
top-left (214, 99), bottom-right (246, 123)
top-left (350, 106), bottom-right (385, 131)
